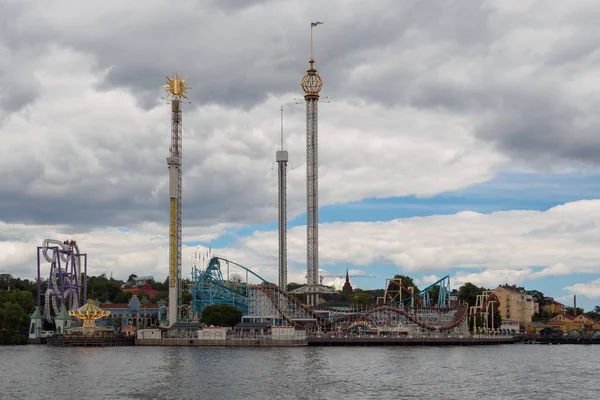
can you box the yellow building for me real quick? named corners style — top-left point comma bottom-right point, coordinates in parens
top-left (546, 314), bottom-right (598, 332)
top-left (492, 285), bottom-right (535, 324)
top-left (542, 299), bottom-right (566, 315)
top-left (523, 321), bottom-right (550, 334)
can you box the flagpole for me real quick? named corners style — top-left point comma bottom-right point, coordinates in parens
top-left (310, 24), bottom-right (313, 60)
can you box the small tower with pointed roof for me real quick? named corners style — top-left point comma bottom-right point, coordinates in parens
top-left (29, 307), bottom-right (43, 339)
top-left (342, 269), bottom-right (353, 293)
top-left (54, 304), bottom-right (72, 334)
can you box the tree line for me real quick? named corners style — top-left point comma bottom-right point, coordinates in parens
top-left (0, 272), bottom-right (173, 345)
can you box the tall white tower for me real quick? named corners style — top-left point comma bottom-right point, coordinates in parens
top-left (162, 73), bottom-right (190, 327)
top-left (276, 106), bottom-right (288, 291)
top-left (301, 22), bottom-right (325, 306)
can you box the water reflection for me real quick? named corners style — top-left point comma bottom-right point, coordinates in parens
top-left (1, 345), bottom-right (599, 399)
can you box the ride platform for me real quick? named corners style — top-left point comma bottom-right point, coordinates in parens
top-left (46, 335), bottom-right (135, 347)
top-left (308, 335), bottom-right (515, 346)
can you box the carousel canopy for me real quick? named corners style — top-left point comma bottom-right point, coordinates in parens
top-left (68, 299), bottom-right (111, 321)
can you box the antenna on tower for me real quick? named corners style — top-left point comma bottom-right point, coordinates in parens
top-left (280, 105), bottom-right (284, 150)
top-left (310, 21), bottom-right (324, 62)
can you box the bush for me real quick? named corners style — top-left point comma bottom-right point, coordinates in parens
top-left (201, 304), bottom-right (242, 327)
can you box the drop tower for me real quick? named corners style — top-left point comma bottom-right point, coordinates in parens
top-left (162, 73), bottom-right (190, 326)
top-left (277, 106), bottom-right (288, 291)
top-left (294, 22), bottom-right (334, 306)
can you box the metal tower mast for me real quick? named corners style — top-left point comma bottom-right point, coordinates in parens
top-left (302, 22), bottom-right (324, 306)
top-left (162, 73), bottom-right (190, 327)
top-left (276, 106), bottom-right (288, 291)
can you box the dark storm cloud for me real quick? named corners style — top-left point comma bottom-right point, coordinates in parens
top-left (206, 0), bottom-right (279, 12)
top-left (0, 2), bottom-right (41, 113)
top-left (2, 0), bottom-right (600, 231)
top-left (477, 86), bottom-right (600, 166)
top-left (4, 0), bottom-right (307, 110)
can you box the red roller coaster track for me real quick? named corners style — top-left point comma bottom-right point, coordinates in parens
top-left (338, 305), bottom-right (469, 332)
top-left (252, 284), bottom-right (469, 332)
top-left (467, 293), bottom-right (499, 317)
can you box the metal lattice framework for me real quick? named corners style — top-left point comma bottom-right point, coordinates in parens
top-left (305, 97), bottom-right (319, 292)
top-left (190, 256), bottom-right (269, 318)
top-left (468, 291), bottom-right (499, 331)
top-left (247, 284), bottom-right (322, 329)
top-left (162, 73), bottom-right (189, 326)
top-left (277, 156), bottom-right (288, 290)
top-left (383, 275), bottom-right (452, 308)
top-left (245, 284), bottom-right (467, 333)
top-left (277, 107), bottom-right (288, 291)
top-left (167, 98), bottom-right (183, 326)
top-left (334, 305), bottom-right (468, 332)
top-left (190, 256), bottom-right (467, 333)
top-left (289, 24), bottom-right (332, 306)
top-left (37, 239), bottom-right (87, 323)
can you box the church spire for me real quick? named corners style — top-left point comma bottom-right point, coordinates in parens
top-left (342, 269), bottom-right (353, 293)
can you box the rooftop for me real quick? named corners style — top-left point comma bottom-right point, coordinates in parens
top-left (234, 322), bottom-right (271, 329)
top-left (169, 322), bottom-right (205, 329)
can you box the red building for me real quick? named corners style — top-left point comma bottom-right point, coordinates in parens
top-left (122, 283), bottom-right (160, 300)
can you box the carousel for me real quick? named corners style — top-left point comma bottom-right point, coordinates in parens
top-left (68, 299), bottom-right (111, 335)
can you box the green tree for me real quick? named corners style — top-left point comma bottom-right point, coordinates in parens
top-left (201, 304), bottom-right (242, 327)
top-left (150, 277), bottom-right (169, 291)
top-left (428, 285), bottom-right (440, 306)
top-left (0, 300), bottom-right (29, 345)
top-left (458, 282), bottom-right (485, 308)
top-left (87, 275), bottom-right (123, 302)
top-left (0, 290), bottom-right (36, 315)
top-left (182, 291), bottom-right (191, 305)
top-left (112, 316), bottom-right (123, 331)
top-left (286, 282), bottom-right (302, 292)
top-left (391, 275), bottom-right (420, 303)
top-left (114, 291), bottom-right (133, 304)
top-left (494, 310), bottom-right (502, 329)
top-left (153, 290), bottom-right (169, 303)
top-left (565, 306), bottom-right (584, 316)
top-left (525, 290), bottom-right (546, 306)
top-left (586, 305), bottom-right (600, 320)
top-left (353, 291), bottom-right (371, 306)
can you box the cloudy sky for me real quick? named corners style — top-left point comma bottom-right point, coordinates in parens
top-left (2, 0), bottom-right (600, 310)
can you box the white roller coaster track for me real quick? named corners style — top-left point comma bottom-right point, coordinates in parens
top-left (41, 239), bottom-right (82, 323)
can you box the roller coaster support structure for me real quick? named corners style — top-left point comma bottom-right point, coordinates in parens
top-left (37, 239), bottom-right (87, 323)
top-left (190, 256), bottom-right (269, 318)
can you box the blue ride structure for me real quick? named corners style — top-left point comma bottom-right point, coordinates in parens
top-left (383, 275), bottom-right (452, 308)
top-left (189, 255), bottom-right (467, 332)
top-left (190, 256), bottom-right (269, 318)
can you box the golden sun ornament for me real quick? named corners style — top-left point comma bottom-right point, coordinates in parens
top-left (162, 72), bottom-right (191, 99)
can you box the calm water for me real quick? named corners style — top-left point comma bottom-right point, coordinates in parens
top-left (0, 344), bottom-right (598, 399)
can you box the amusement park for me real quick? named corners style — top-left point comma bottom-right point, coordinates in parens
top-left (28, 238), bottom-right (513, 347)
top-left (22, 24), bottom-right (522, 347)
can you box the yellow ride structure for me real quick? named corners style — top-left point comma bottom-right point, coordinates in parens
top-left (68, 299), bottom-right (111, 334)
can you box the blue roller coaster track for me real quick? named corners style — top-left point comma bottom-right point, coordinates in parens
top-left (190, 256), bottom-right (269, 318)
top-left (387, 275), bottom-right (452, 308)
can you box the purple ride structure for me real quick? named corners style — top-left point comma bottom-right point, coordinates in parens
top-left (37, 239), bottom-right (87, 323)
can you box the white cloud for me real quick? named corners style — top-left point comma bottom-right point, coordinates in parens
top-left (3, 0), bottom-right (600, 305)
top-left (3, 200), bottom-right (600, 291)
top-left (0, 41), bottom-right (506, 232)
top-left (323, 277), bottom-right (346, 290)
top-left (416, 275), bottom-right (441, 287)
top-left (452, 269), bottom-right (533, 290)
top-left (238, 200), bottom-right (600, 275)
top-left (2, 194), bottom-right (600, 290)
top-left (563, 280), bottom-right (600, 300)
